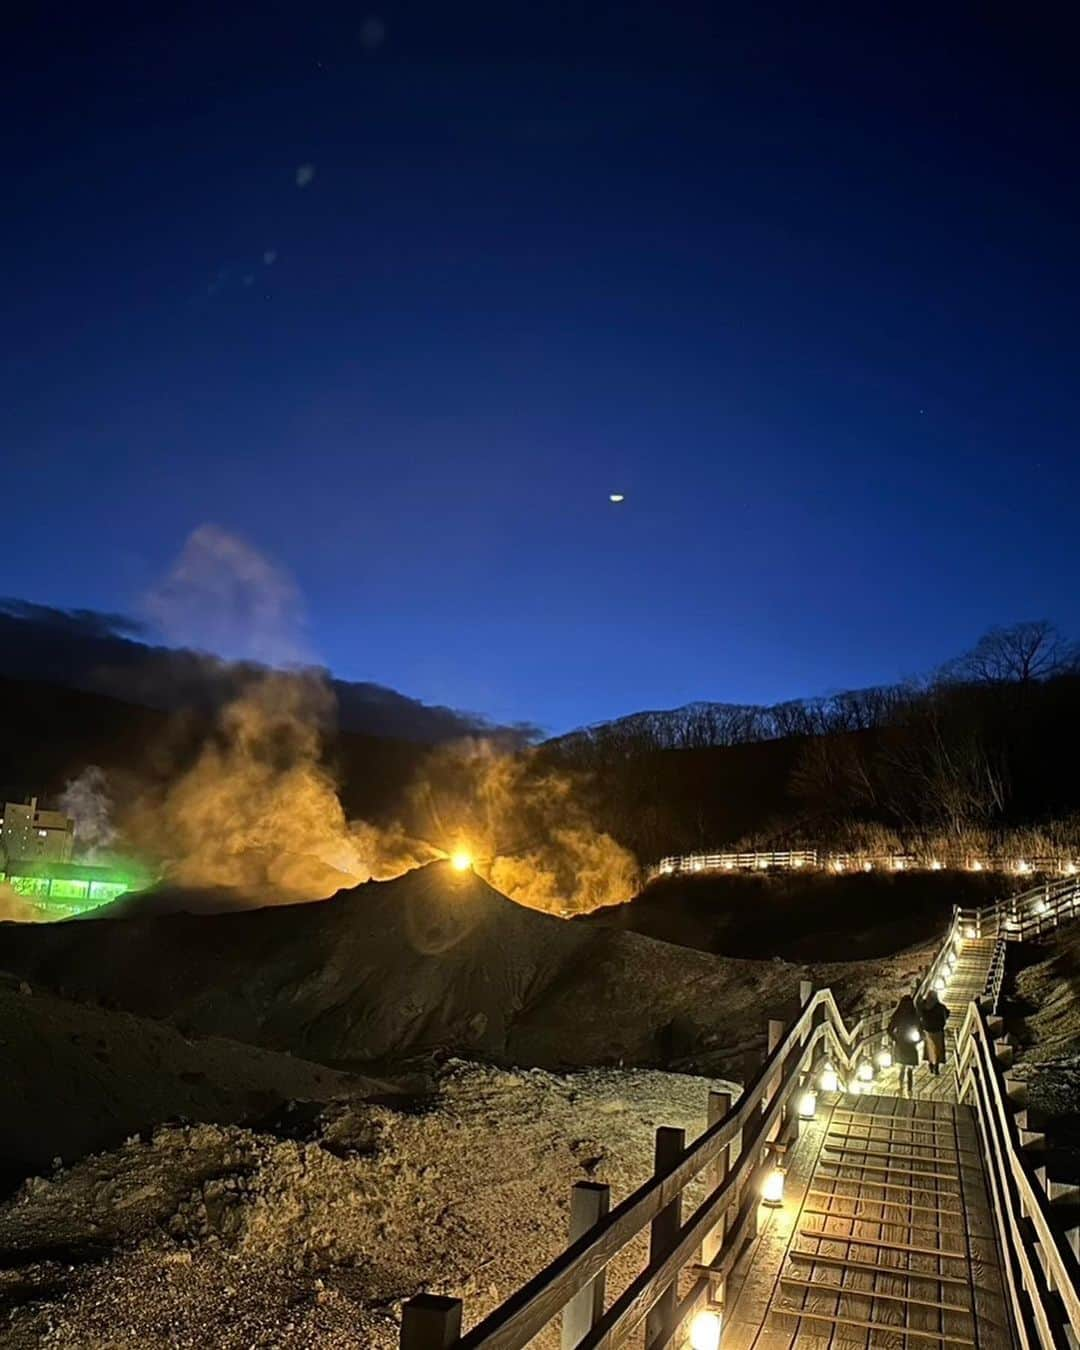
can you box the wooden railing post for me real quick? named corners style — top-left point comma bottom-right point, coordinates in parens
top-left (645, 1126), bottom-right (685, 1348)
top-left (701, 1090), bottom-right (732, 1266)
top-left (401, 1294), bottom-right (462, 1350)
top-left (561, 1182), bottom-right (610, 1348)
top-left (766, 1017), bottom-right (785, 1143)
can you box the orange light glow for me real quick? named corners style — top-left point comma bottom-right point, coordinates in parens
top-left (450, 849), bottom-right (473, 872)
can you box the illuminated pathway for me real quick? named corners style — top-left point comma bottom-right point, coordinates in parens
top-left (874, 935), bottom-right (999, 1105)
top-left (720, 1093), bottom-right (1011, 1347)
top-left (399, 882), bottom-right (1080, 1350)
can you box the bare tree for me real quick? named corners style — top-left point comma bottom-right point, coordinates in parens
top-left (948, 620), bottom-right (1074, 685)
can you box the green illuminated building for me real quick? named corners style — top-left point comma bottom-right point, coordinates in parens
top-left (0, 859), bottom-right (145, 917)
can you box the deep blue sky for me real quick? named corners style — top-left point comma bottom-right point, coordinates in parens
top-left (4, 3), bottom-right (1078, 733)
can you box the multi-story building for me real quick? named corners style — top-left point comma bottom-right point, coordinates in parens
top-left (0, 797), bottom-right (75, 865)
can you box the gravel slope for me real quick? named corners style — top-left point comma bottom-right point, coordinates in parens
top-left (0, 1061), bottom-right (737, 1349)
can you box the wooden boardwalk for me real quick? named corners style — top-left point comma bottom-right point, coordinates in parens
top-left (721, 936), bottom-right (1014, 1347)
top-left (721, 1093), bottom-right (1013, 1347)
top-left (873, 936), bottom-right (997, 1104)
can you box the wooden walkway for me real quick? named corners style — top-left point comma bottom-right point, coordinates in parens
top-left (721, 936), bottom-right (1015, 1347)
top-left (874, 936), bottom-right (997, 1104)
top-left (721, 1093), bottom-right (1013, 1347)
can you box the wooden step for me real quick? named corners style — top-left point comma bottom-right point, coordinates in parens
top-left (798, 1228), bottom-right (967, 1260)
top-left (769, 1303), bottom-right (975, 1345)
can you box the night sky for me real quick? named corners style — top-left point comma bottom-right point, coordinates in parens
top-left (4, 4), bottom-right (1078, 733)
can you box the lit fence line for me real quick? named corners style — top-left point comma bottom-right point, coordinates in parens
top-left (398, 878), bottom-right (1080, 1350)
top-left (647, 849), bottom-right (1080, 881)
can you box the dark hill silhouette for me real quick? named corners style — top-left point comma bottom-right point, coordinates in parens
top-left (0, 600), bottom-right (530, 742)
top-left (0, 862), bottom-right (895, 1074)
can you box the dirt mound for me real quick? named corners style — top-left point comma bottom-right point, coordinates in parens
top-left (0, 974), bottom-right (386, 1183)
top-left (1010, 925), bottom-right (1080, 1139)
top-left (0, 1062), bottom-right (733, 1349)
top-left (585, 870), bottom-right (1010, 961)
top-left (0, 862), bottom-right (905, 1076)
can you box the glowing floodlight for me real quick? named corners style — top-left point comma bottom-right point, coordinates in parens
top-left (450, 849), bottom-right (473, 872)
top-left (876, 1046), bottom-right (892, 1069)
top-left (1065, 862), bottom-right (1077, 876)
top-left (1015, 859), bottom-right (1032, 875)
top-left (1034, 898), bottom-right (1048, 915)
top-left (857, 1060), bottom-right (874, 1083)
top-left (862, 861), bottom-right (873, 873)
top-left (964, 925), bottom-right (976, 939)
top-left (798, 1089), bottom-right (817, 1120)
top-left (819, 1064), bottom-right (839, 1092)
top-left (761, 1166), bottom-right (786, 1207)
top-left (930, 859), bottom-right (943, 871)
top-left (689, 1308), bottom-right (722, 1350)
top-left (969, 859), bottom-right (984, 872)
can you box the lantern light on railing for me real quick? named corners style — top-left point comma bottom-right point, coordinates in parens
top-left (964, 925), bottom-right (976, 939)
top-left (934, 976), bottom-right (946, 993)
top-left (1034, 899), bottom-right (1048, 915)
top-left (798, 1089), bottom-right (817, 1120)
top-left (689, 1308), bottom-right (722, 1350)
top-left (761, 1165), bottom-right (786, 1207)
top-left (875, 1046), bottom-right (892, 1069)
top-left (857, 1060), bottom-right (874, 1082)
top-left (819, 1064), bottom-right (839, 1092)
top-left (1015, 859), bottom-right (1031, 875)
top-left (930, 859), bottom-right (943, 870)
top-left (969, 859), bottom-right (983, 872)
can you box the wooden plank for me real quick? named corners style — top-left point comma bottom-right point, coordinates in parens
top-left (785, 1249), bottom-right (970, 1285)
top-left (768, 1302), bottom-right (975, 1345)
top-left (798, 1226), bottom-right (967, 1262)
top-left (779, 1274), bottom-right (973, 1317)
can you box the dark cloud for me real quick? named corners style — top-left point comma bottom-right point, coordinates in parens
top-left (0, 599), bottom-right (535, 744)
top-left (0, 599), bottom-right (146, 641)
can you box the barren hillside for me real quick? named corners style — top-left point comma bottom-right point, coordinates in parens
top-left (0, 863), bottom-right (922, 1077)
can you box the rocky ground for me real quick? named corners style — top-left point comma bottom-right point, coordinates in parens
top-left (0, 862), bottom-right (946, 1346)
top-left (1009, 924), bottom-right (1080, 1148)
top-left (0, 1061), bottom-right (737, 1349)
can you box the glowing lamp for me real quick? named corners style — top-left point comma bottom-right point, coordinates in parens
top-left (1065, 862), bottom-right (1077, 876)
top-left (608, 493), bottom-right (625, 503)
top-left (1034, 899), bottom-right (1048, 915)
top-left (933, 977), bottom-right (946, 993)
top-left (862, 861), bottom-right (873, 873)
top-left (761, 1166), bottom-right (785, 1207)
top-left (964, 925), bottom-right (976, 939)
top-left (969, 859), bottom-right (983, 872)
top-left (857, 1061), bottom-right (874, 1083)
top-left (797, 1089), bottom-right (817, 1120)
top-left (450, 850), bottom-right (473, 872)
top-left (930, 859), bottom-right (943, 871)
top-left (689, 1309), bottom-right (722, 1350)
top-left (907, 1027), bottom-right (922, 1044)
top-left (875, 1046), bottom-right (892, 1069)
top-left (1015, 860), bottom-right (1031, 875)
top-left (819, 1064), bottom-right (839, 1092)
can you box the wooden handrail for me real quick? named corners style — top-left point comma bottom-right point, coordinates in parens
top-left (436, 993), bottom-right (854, 1350)
top-left (401, 886), bottom-right (1080, 1350)
top-left (954, 1001), bottom-right (1080, 1346)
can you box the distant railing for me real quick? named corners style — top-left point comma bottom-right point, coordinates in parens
top-left (647, 850), bottom-right (1080, 882)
